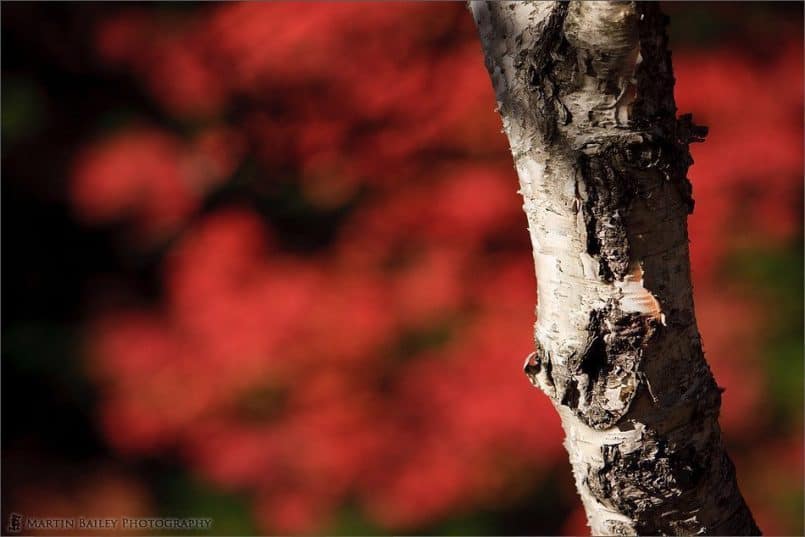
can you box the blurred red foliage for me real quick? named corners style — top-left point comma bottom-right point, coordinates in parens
top-left (71, 127), bottom-right (243, 241)
top-left (70, 3), bottom-right (802, 534)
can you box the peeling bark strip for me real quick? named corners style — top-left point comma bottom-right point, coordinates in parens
top-left (471, 2), bottom-right (759, 535)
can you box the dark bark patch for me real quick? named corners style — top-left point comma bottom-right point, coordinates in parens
top-left (576, 144), bottom-right (636, 282)
top-left (515, 2), bottom-right (574, 142)
top-left (664, 113), bottom-right (708, 213)
top-left (587, 437), bottom-right (695, 534)
top-left (564, 301), bottom-right (659, 429)
top-left (561, 378), bottom-right (581, 410)
top-left (583, 429), bottom-right (757, 536)
top-left (574, 132), bottom-right (703, 280)
top-left (631, 3), bottom-right (708, 215)
top-left (579, 333), bottom-right (607, 384)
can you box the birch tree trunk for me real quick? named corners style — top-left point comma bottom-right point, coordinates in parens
top-left (470, 2), bottom-right (760, 535)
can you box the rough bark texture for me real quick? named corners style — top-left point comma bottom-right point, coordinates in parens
top-left (470, 2), bottom-right (760, 535)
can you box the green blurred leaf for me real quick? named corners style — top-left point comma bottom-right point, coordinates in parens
top-left (328, 504), bottom-right (388, 536)
top-left (154, 472), bottom-right (259, 536)
top-left (725, 243), bottom-right (804, 425)
top-left (2, 77), bottom-right (45, 144)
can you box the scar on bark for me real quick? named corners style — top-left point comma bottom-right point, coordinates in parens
top-left (525, 301), bottom-right (659, 430)
top-left (574, 124), bottom-right (707, 284)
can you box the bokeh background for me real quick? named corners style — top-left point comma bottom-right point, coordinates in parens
top-left (2, 2), bottom-right (802, 535)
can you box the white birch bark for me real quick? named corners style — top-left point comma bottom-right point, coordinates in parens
top-left (470, 2), bottom-right (760, 534)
